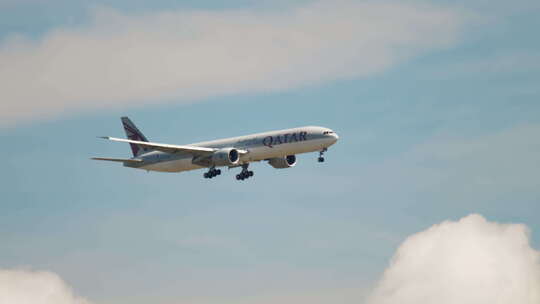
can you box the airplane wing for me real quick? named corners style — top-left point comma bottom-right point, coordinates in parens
top-left (91, 157), bottom-right (143, 163)
top-left (99, 136), bottom-right (217, 155)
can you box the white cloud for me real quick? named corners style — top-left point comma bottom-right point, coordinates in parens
top-left (3, 215), bottom-right (538, 304)
top-left (368, 214), bottom-right (540, 304)
top-left (176, 287), bottom-right (367, 304)
top-left (0, 1), bottom-right (465, 126)
top-left (0, 269), bottom-right (93, 304)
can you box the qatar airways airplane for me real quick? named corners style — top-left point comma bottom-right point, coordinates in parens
top-left (92, 117), bottom-right (339, 181)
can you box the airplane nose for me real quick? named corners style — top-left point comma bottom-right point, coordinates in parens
top-left (330, 132), bottom-right (339, 143)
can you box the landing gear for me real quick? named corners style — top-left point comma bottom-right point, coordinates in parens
top-left (318, 148), bottom-right (327, 163)
top-left (236, 164), bottom-right (254, 181)
top-left (203, 167), bottom-right (221, 179)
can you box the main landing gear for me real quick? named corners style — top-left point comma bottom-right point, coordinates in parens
top-left (204, 167), bottom-right (221, 179)
top-left (318, 148), bottom-right (328, 163)
top-left (236, 164), bottom-right (254, 181)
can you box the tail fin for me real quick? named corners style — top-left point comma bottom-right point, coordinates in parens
top-left (121, 116), bottom-right (150, 157)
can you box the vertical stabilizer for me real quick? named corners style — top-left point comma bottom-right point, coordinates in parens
top-left (121, 117), bottom-right (150, 157)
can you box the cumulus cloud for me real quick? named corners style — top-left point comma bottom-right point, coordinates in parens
top-left (0, 1), bottom-right (465, 126)
top-left (1, 218), bottom-right (538, 304)
top-left (368, 214), bottom-right (540, 304)
top-left (0, 269), bottom-right (92, 304)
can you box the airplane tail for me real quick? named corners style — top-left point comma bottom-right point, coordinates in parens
top-left (121, 116), bottom-right (150, 157)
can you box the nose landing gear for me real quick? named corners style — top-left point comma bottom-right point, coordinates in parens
top-left (318, 148), bottom-right (328, 163)
top-left (236, 164), bottom-right (254, 181)
top-left (204, 167), bottom-right (221, 179)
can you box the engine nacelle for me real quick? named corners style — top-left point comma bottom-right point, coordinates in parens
top-left (268, 155), bottom-right (296, 169)
top-left (211, 148), bottom-right (240, 166)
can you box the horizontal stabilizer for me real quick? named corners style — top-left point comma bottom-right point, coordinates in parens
top-left (91, 157), bottom-right (143, 164)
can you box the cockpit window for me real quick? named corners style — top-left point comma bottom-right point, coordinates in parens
top-left (323, 131), bottom-right (334, 135)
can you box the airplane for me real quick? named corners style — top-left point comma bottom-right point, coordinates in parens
top-left (92, 117), bottom-right (339, 181)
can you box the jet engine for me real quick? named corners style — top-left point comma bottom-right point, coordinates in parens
top-left (211, 148), bottom-right (240, 166)
top-left (268, 155), bottom-right (296, 169)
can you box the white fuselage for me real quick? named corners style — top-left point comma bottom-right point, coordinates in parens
top-left (128, 126), bottom-right (339, 172)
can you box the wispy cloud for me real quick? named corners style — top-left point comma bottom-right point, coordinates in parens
top-left (0, 1), bottom-right (465, 126)
top-left (400, 124), bottom-right (540, 197)
top-left (0, 269), bottom-right (92, 304)
top-left (312, 123), bottom-right (540, 204)
top-left (368, 214), bottom-right (540, 304)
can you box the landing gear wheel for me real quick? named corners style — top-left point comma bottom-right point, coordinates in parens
top-left (236, 164), bottom-right (254, 181)
top-left (204, 167), bottom-right (221, 179)
top-left (318, 148), bottom-right (328, 163)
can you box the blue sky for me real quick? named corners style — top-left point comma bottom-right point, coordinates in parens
top-left (1, 1), bottom-right (539, 303)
